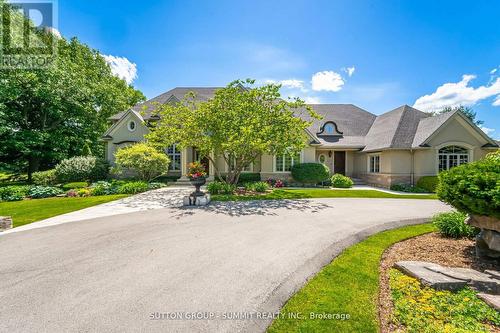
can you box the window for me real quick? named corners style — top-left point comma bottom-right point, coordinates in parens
top-left (369, 155), bottom-right (380, 173)
top-left (275, 152), bottom-right (300, 172)
top-left (438, 146), bottom-right (469, 172)
top-left (324, 123), bottom-right (334, 134)
top-left (166, 144), bottom-right (181, 171)
top-left (127, 120), bottom-right (136, 132)
top-left (318, 154), bottom-right (327, 164)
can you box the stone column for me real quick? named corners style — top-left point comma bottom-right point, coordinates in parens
top-left (178, 147), bottom-right (189, 181)
top-left (207, 151), bottom-right (215, 181)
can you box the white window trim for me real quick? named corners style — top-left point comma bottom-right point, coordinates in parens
top-left (317, 153), bottom-right (327, 164)
top-left (127, 120), bottom-right (137, 132)
top-left (367, 153), bottom-right (381, 174)
top-left (273, 151), bottom-right (303, 173)
top-left (435, 142), bottom-right (473, 173)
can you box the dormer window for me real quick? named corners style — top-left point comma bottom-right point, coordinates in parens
top-left (318, 121), bottom-right (343, 136)
top-left (324, 123), bottom-right (335, 134)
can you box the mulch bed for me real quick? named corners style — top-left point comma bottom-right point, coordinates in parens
top-left (379, 232), bottom-right (499, 333)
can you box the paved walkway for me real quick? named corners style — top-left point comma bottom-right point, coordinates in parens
top-left (1, 186), bottom-right (192, 235)
top-left (0, 198), bottom-right (451, 333)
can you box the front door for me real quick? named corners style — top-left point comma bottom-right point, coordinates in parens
top-left (334, 151), bottom-right (346, 175)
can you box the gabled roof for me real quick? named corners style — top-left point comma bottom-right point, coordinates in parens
top-left (411, 110), bottom-right (456, 147)
top-left (109, 87), bottom-right (222, 121)
top-left (103, 109), bottom-right (144, 139)
top-left (363, 105), bottom-right (429, 152)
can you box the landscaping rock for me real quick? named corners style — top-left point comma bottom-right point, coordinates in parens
top-left (477, 293), bottom-right (500, 311)
top-left (0, 216), bottom-right (13, 231)
top-left (482, 229), bottom-right (500, 252)
top-left (467, 215), bottom-right (500, 232)
top-left (429, 267), bottom-right (500, 294)
top-left (394, 261), bottom-right (467, 291)
top-left (485, 270), bottom-right (500, 280)
top-left (476, 231), bottom-right (500, 259)
top-left (395, 261), bottom-right (500, 295)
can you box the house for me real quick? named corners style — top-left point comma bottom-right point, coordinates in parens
top-left (102, 87), bottom-right (498, 187)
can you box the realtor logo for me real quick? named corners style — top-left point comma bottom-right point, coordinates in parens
top-left (0, 0), bottom-right (58, 68)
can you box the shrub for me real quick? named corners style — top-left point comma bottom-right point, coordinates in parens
top-left (55, 156), bottom-right (109, 182)
top-left (390, 183), bottom-right (428, 193)
top-left (416, 176), bottom-right (438, 193)
top-left (253, 181), bottom-right (269, 192)
top-left (266, 178), bottom-right (285, 188)
top-left (62, 182), bottom-right (88, 191)
top-left (117, 181), bottom-right (149, 194)
top-left (432, 211), bottom-right (479, 238)
top-left (238, 173), bottom-right (261, 183)
top-left (32, 169), bottom-right (57, 185)
top-left (90, 181), bottom-right (116, 196)
top-left (0, 185), bottom-right (30, 201)
top-left (207, 181), bottom-right (224, 195)
top-left (77, 188), bottom-right (92, 197)
top-left (330, 174), bottom-right (354, 188)
top-left (28, 186), bottom-right (64, 199)
top-left (291, 163), bottom-right (330, 184)
top-left (437, 151), bottom-right (500, 218)
top-left (114, 143), bottom-right (170, 181)
top-left (66, 189), bottom-right (78, 197)
top-left (207, 181), bottom-right (235, 195)
top-left (148, 182), bottom-right (166, 190)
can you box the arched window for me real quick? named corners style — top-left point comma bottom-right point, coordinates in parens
top-left (438, 145), bottom-right (469, 171)
top-left (324, 123), bottom-right (335, 134)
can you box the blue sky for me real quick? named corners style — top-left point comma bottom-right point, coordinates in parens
top-left (58, 0), bottom-right (500, 138)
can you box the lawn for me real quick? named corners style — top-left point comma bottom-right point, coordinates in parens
top-left (212, 188), bottom-right (437, 201)
top-left (0, 195), bottom-right (128, 228)
top-left (267, 223), bottom-right (436, 333)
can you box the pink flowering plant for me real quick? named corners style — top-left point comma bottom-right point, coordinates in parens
top-left (187, 161), bottom-right (207, 179)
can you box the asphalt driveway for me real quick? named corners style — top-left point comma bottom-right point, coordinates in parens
top-left (0, 198), bottom-right (451, 333)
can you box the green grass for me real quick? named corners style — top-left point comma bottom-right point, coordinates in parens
top-left (0, 195), bottom-right (128, 228)
top-left (212, 188), bottom-right (438, 202)
top-left (267, 223), bottom-right (437, 333)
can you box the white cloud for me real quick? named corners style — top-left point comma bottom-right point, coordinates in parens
top-left (280, 79), bottom-right (304, 89)
top-left (304, 96), bottom-right (321, 104)
top-left (490, 68), bottom-right (498, 75)
top-left (343, 66), bottom-right (355, 77)
top-left (44, 27), bottom-right (61, 38)
top-left (479, 126), bottom-right (495, 135)
top-left (102, 54), bottom-right (138, 84)
top-left (311, 71), bottom-right (345, 92)
top-left (413, 74), bottom-right (500, 112)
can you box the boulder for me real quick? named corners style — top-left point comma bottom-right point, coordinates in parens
top-left (0, 216), bottom-right (13, 231)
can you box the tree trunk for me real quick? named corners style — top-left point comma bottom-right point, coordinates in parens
top-left (27, 156), bottom-right (41, 183)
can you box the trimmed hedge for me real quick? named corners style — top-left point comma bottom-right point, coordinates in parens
top-left (55, 156), bottom-right (109, 182)
top-left (437, 151), bottom-right (500, 218)
top-left (62, 182), bottom-right (88, 191)
top-left (416, 176), bottom-right (438, 193)
top-left (291, 163), bottom-right (330, 184)
top-left (32, 169), bottom-right (57, 185)
top-left (219, 173), bottom-right (261, 184)
top-left (390, 183), bottom-right (427, 193)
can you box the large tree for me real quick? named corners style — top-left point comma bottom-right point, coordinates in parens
top-left (0, 2), bottom-right (144, 180)
top-left (147, 79), bottom-right (320, 184)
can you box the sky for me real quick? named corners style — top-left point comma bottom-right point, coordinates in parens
top-left (55, 0), bottom-right (500, 138)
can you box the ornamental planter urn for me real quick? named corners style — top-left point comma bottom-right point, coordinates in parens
top-left (189, 176), bottom-right (206, 197)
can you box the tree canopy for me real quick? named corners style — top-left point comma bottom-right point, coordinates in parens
top-left (437, 105), bottom-right (484, 126)
top-left (0, 2), bottom-right (145, 179)
top-left (147, 79), bottom-right (320, 184)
